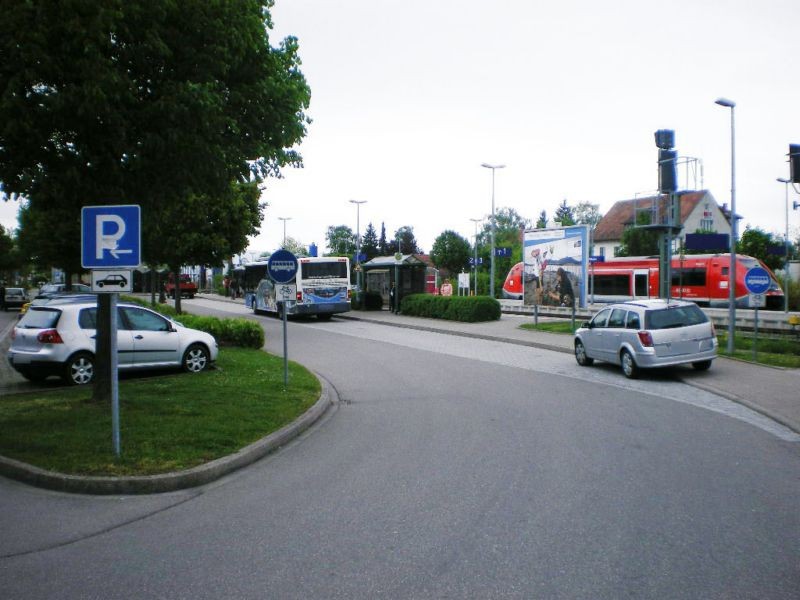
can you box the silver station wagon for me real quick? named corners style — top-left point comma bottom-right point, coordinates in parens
top-left (574, 299), bottom-right (718, 379)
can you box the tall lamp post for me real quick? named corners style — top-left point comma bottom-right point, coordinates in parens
top-left (469, 218), bottom-right (482, 295)
top-left (349, 199), bottom-right (367, 295)
top-left (778, 178), bottom-right (791, 313)
top-left (715, 97), bottom-right (736, 354)
top-left (481, 163), bottom-right (505, 298)
top-left (278, 217), bottom-right (292, 247)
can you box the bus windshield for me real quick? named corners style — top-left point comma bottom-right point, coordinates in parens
top-left (301, 261), bottom-right (348, 279)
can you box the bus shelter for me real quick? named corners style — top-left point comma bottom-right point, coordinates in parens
top-left (361, 254), bottom-right (429, 309)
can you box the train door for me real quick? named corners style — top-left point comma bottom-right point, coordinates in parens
top-left (633, 269), bottom-right (649, 299)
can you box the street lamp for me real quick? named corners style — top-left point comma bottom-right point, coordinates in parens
top-left (778, 178), bottom-right (791, 313)
top-left (469, 218), bottom-right (482, 295)
top-left (278, 217), bottom-right (292, 247)
top-left (349, 199), bottom-right (367, 294)
top-left (715, 97), bottom-right (736, 354)
top-left (481, 163), bottom-right (505, 298)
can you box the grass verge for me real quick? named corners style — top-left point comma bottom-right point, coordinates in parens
top-left (0, 348), bottom-right (320, 476)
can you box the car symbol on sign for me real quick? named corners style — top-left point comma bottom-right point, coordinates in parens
top-left (97, 274), bottom-right (128, 288)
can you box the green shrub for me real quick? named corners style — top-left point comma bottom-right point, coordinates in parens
top-left (400, 294), bottom-right (500, 322)
top-left (121, 296), bottom-right (264, 348)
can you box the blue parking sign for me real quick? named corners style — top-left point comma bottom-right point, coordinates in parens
top-left (82, 205), bottom-right (141, 268)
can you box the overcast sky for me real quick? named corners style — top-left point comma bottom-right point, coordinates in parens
top-left (2, 0), bottom-right (799, 258)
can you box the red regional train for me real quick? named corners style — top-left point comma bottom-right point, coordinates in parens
top-left (502, 253), bottom-right (785, 309)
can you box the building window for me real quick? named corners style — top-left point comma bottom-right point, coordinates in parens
top-left (700, 218), bottom-right (714, 230)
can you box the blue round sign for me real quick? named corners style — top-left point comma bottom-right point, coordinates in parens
top-left (267, 249), bottom-right (298, 284)
top-left (744, 266), bottom-right (770, 295)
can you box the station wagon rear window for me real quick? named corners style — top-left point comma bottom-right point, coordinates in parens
top-left (645, 304), bottom-right (708, 329)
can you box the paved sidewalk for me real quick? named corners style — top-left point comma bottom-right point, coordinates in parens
top-left (339, 309), bottom-right (800, 435)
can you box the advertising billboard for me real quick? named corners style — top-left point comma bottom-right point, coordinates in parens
top-left (522, 226), bottom-right (589, 308)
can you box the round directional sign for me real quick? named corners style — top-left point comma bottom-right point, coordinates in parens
top-left (743, 266), bottom-right (771, 295)
top-left (267, 249), bottom-right (299, 284)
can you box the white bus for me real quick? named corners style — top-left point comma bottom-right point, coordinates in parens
top-left (244, 256), bottom-right (351, 320)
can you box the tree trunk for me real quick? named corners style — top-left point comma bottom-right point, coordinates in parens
top-left (172, 264), bottom-right (182, 314)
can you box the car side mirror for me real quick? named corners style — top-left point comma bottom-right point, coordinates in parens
top-left (583, 321), bottom-right (592, 329)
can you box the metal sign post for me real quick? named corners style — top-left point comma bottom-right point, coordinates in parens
top-left (268, 250), bottom-right (299, 391)
top-left (744, 267), bottom-right (770, 361)
top-left (82, 205), bottom-right (141, 457)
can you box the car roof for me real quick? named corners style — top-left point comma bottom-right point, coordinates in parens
top-left (605, 298), bottom-right (697, 310)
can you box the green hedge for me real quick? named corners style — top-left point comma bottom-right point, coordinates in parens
top-left (400, 294), bottom-right (501, 322)
top-left (122, 296), bottom-right (264, 348)
top-left (352, 291), bottom-right (384, 311)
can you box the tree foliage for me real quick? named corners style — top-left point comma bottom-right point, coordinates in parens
top-left (616, 212), bottom-right (659, 257)
top-left (325, 225), bottom-right (355, 257)
top-left (536, 210), bottom-right (548, 229)
top-left (0, 1), bottom-right (310, 284)
top-left (387, 226), bottom-right (421, 255)
top-left (737, 226), bottom-right (785, 272)
top-left (574, 201), bottom-right (603, 228)
top-left (554, 199), bottom-right (576, 226)
top-left (361, 222), bottom-right (379, 261)
top-left (430, 230), bottom-right (471, 276)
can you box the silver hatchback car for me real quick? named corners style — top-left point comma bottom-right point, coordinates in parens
top-left (8, 301), bottom-right (218, 385)
top-left (574, 299), bottom-right (718, 378)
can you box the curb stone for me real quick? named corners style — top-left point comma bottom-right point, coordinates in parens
top-left (0, 374), bottom-right (336, 495)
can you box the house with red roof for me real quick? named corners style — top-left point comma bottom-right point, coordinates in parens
top-left (592, 190), bottom-right (732, 257)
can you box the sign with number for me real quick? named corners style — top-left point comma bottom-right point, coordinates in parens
top-left (82, 205), bottom-right (141, 268)
top-left (494, 247), bottom-right (512, 257)
top-left (268, 249), bottom-right (299, 284)
top-left (744, 267), bottom-right (770, 295)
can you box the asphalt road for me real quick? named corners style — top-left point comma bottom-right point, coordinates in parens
top-left (1, 300), bottom-right (799, 599)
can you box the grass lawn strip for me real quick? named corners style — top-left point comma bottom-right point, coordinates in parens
top-left (0, 348), bottom-right (320, 476)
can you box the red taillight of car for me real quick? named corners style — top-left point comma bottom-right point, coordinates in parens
top-left (637, 331), bottom-right (654, 347)
top-left (296, 290), bottom-right (303, 302)
top-left (37, 329), bottom-right (64, 344)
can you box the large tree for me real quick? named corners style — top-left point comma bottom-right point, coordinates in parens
top-left (325, 225), bottom-right (355, 257)
top-left (361, 222), bottom-right (379, 261)
top-left (554, 199), bottom-right (576, 226)
top-left (737, 226), bottom-right (784, 272)
top-left (430, 230), bottom-right (471, 277)
top-left (574, 201), bottom-right (603, 229)
top-left (387, 225), bottom-right (421, 255)
top-left (0, 0), bottom-right (310, 305)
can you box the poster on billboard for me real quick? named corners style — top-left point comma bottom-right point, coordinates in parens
top-left (522, 226), bottom-right (589, 308)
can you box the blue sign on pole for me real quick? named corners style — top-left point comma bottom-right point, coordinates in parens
top-left (268, 249), bottom-right (299, 284)
top-left (744, 266), bottom-right (771, 295)
top-left (469, 257), bottom-right (484, 266)
top-left (494, 247), bottom-right (512, 257)
top-left (82, 205), bottom-right (141, 268)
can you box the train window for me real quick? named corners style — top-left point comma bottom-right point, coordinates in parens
top-left (593, 274), bottom-right (630, 295)
top-left (671, 267), bottom-right (706, 287)
top-left (721, 267), bottom-right (729, 276)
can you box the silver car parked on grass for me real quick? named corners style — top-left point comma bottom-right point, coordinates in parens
top-left (574, 298), bottom-right (718, 379)
top-left (7, 301), bottom-right (218, 385)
